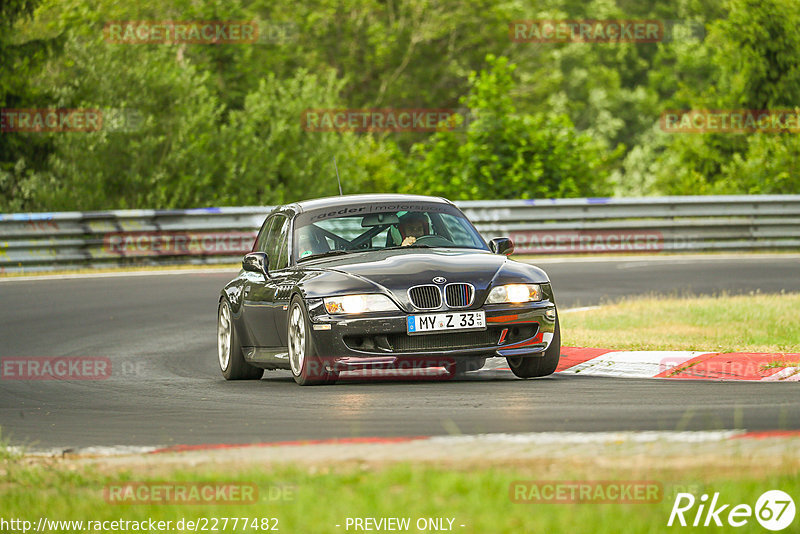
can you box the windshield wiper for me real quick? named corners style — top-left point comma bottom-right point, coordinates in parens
top-left (296, 249), bottom-right (351, 262)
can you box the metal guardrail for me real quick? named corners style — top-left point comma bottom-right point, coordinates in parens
top-left (1, 195), bottom-right (799, 272)
top-left (460, 195), bottom-right (800, 255)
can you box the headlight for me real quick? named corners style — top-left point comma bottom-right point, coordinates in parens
top-left (486, 284), bottom-right (542, 304)
top-left (323, 294), bottom-right (398, 314)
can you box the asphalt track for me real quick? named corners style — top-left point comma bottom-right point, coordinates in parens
top-left (1, 254), bottom-right (798, 450)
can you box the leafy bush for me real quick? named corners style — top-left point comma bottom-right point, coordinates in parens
top-left (406, 55), bottom-right (618, 199)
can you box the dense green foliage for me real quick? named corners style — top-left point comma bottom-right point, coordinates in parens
top-left (1, 0), bottom-right (798, 211)
top-left (406, 55), bottom-right (620, 199)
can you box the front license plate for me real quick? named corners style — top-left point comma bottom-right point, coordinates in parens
top-left (406, 311), bottom-right (486, 335)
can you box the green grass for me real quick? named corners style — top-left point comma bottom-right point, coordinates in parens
top-left (2, 454), bottom-right (798, 534)
top-left (0, 430), bottom-right (21, 462)
top-left (561, 293), bottom-right (800, 353)
top-left (761, 360), bottom-right (800, 369)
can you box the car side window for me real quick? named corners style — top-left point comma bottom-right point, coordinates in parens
top-left (254, 216), bottom-right (276, 253)
top-left (275, 217), bottom-right (291, 269)
top-left (267, 215), bottom-right (290, 270)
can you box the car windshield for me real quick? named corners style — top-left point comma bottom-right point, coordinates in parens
top-left (293, 202), bottom-right (488, 262)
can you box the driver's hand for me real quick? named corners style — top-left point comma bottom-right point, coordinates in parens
top-left (401, 236), bottom-right (417, 246)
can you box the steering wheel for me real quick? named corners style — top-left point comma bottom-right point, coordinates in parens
top-left (412, 235), bottom-right (454, 246)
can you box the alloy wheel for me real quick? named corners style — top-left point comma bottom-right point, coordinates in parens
top-left (288, 304), bottom-right (306, 375)
top-left (217, 302), bottom-right (232, 371)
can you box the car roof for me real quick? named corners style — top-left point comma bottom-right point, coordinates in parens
top-left (287, 194), bottom-right (452, 213)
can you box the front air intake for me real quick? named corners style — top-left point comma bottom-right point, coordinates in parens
top-left (408, 285), bottom-right (442, 310)
top-left (444, 283), bottom-right (474, 308)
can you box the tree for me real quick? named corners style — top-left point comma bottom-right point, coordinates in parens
top-left (651, 0), bottom-right (800, 195)
top-left (406, 55), bottom-right (618, 199)
top-left (217, 69), bottom-right (401, 206)
top-left (0, 0), bottom-right (61, 211)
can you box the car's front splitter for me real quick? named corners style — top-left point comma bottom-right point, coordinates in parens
top-left (304, 299), bottom-right (557, 371)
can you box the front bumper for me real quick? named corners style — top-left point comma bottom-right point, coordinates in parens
top-left (305, 298), bottom-right (557, 372)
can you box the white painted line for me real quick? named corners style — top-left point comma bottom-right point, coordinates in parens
top-left (427, 430), bottom-right (744, 445)
top-left (559, 306), bottom-right (600, 314)
top-left (0, 267), bottom-right (238, 283)
top-left (521, 253), bottom-right (800, 264)
top-left (11, 445), bottom-right (160, 456)
top-left (560, 351), bottom-right (710, 378)
top-left (761, 367), bottom-right (800, 382)
top-left (18, 431), bottom-right (750, 456)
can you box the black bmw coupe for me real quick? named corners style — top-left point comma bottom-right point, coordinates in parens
top-left (217, 194), bottom-right (560, 385)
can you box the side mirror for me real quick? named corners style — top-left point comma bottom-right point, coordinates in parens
top-left (489, 237), bottom-right (514, 256)
top-left (242, 252), bottom-right (269, 277)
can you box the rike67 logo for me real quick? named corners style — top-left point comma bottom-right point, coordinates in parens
top-left (668, 490), bottom-right (796, 531)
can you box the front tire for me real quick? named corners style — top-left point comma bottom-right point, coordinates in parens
top-left (507, 317), bottom-right (561, 379)
top-left (218, 299), bottom-right (263, 380)
top-left (288, 296), bottom-right (338, 386)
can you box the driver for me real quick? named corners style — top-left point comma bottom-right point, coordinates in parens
top-left (398, 212), bottom-right (429, 246)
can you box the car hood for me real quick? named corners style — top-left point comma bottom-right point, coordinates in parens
top-left (298, 249), bottom-right (550, 311)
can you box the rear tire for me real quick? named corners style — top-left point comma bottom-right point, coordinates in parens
top-left (288, 296), bottom-right (339, 386)
top-left (218, 299), bottom-right (264, 380)
top-left (507, 317), bottom-right (561, 379)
